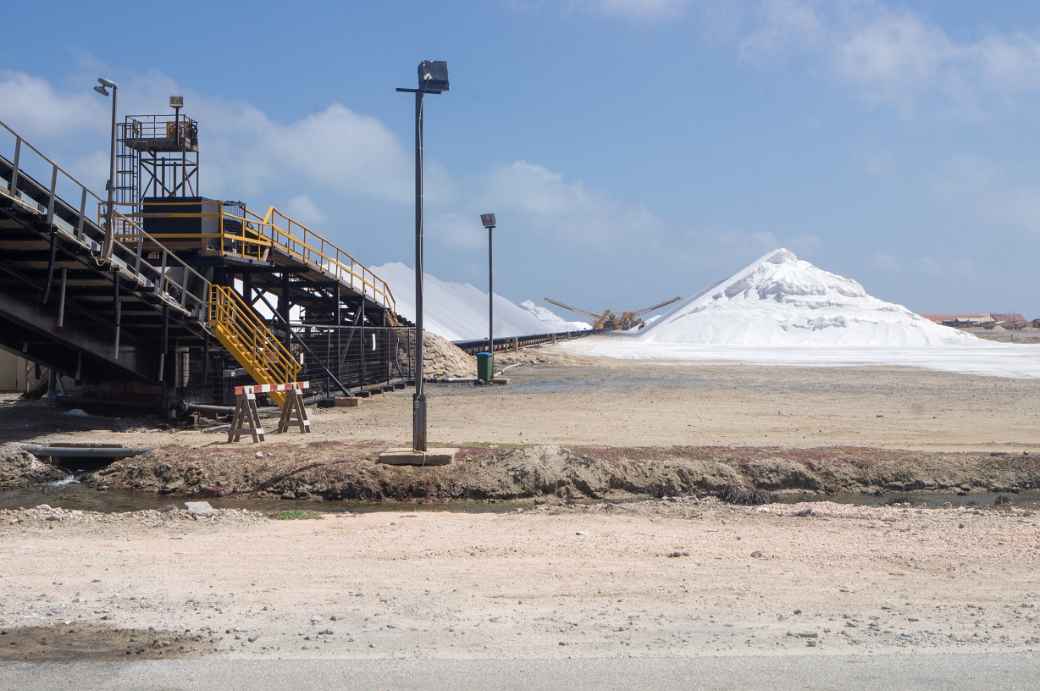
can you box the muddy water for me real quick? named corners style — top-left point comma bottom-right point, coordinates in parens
top-left (0, 479), bottom-right (526, 514)
top-left (3, 476), bottom-right (1039, 515)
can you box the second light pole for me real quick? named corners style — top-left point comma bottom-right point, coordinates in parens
top-left (480, 213), bottom-right (497, 376)
top-left (396, 60), bottom-right (449, 452)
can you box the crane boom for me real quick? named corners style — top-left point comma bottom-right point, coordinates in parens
top-left (543, 297), bottom-right (605, 320)
top-left (630, 296), bottom-right (682, 316)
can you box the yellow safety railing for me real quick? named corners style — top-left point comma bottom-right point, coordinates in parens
top-left (208, 284), bottom-right (301, 404)
top-left (134, 200), bottom-right (397, 317)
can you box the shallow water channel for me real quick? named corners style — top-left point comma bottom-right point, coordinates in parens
top-left (3, 475), bottom-right (1039, 515)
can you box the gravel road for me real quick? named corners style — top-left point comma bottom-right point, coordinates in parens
top-left (1, 500), bottom-right (1037, 663)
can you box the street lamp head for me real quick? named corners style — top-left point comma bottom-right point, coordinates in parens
top-left (480, 213), bottom-right (496, 229)
top-left (93, 84), bottom-right (110, 97)
top-left (418, 60), bottom-right (449, 93)
top-left (97, 77), bottom-right (117, 89)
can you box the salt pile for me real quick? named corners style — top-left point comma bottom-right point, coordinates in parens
top-left (373, 262), bottom-right (590, 341)
top-left (642, 248), bottom-right (976, 347)
top-left (562, 248), bottom-right (1040, 379)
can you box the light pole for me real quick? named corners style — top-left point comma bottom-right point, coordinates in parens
top-left (480, 213), bottom-right (497, 376)
top-left (93, 77), bottom-right (118, 261)
top-left (396, 60), bottom-right (449, 452)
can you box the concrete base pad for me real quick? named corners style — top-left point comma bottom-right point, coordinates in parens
top-left (334, 397), bottom-right (361, 408)
top-left (378, 448), bottom-right (458, 466)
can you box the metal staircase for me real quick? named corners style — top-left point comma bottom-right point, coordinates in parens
top-left (207, 285), bottom-right (300, 404)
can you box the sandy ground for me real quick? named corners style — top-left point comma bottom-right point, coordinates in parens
top-left (3, 353), bottom-right (1040, 671)
top-left (8, 356), bottom-right (1040, 453)
top-left (1, 500), bottom-right (1038, 661)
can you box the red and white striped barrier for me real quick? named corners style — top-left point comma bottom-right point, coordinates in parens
top-left (233, 381), bottom-right (310, 396)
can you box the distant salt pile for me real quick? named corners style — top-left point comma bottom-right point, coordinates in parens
top-left (640, 248), bottom-right (977, 347)
top-left (372, 262), bottom-right (590, 341)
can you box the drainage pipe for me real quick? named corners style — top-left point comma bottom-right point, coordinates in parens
top-left (20, 444), bottom-right (151, 460)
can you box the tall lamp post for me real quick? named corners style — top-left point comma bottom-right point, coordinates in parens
top-left (396, 60), bottom-right (449, 452)
top-left (480, 213), bottom-right (497, 375)
top-left (92, 77), bottom-right (118, 261)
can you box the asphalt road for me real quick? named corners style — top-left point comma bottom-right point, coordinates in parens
top-left (2, 652), bottom-right (1038, 690)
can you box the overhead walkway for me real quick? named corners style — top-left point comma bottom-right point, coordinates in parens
top-left (135, 199), bottom-right (399, 324)
top-left (0, 119), bottom-right (300, 401)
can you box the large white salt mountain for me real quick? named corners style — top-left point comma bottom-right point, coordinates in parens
top-left (372, 262), bottom-right (590, 341)
top-left (640, 248), bottom-right (976, 347)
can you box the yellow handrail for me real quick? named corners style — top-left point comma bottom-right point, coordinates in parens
top-left (132, 200), bottom-right (397, 316)
top-left (207, 285), bottom-right (301, 403)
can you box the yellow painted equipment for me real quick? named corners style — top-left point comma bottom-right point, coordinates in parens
top-left (208, 285), bottom-right (301, 405)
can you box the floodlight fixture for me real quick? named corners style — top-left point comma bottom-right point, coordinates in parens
top-left (480, 213), bottom-right (496, 229)
top-left (92, 78), bottom-right (118, 260)
top-left (418, 60), bottom-right (449, 93)
top-left (169, 95), bottom-right (184, 108)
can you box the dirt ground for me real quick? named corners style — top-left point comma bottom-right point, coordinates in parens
top-left (1, 500), bottom-right (1038, 661)
top-left (3, 352), bottom-right (1040, 666)
top-left (7, 353), bottom-right (1040, 453)
top-left (85, 442), bottom-right (1040, 501)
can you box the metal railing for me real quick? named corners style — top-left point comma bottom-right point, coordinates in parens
top-left (121, 113), bottom-right (199, 148)
top-left (0, 119), bottom-right (211, 319)
top-left (208, 285), bottom-right (301, 401)
top-left (134, 199), bottom-right (397, 314)
top-left (263, 207), bottom-right (396, 312)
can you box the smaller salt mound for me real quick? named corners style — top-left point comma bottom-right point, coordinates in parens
top-left (420, 332), bottom-right (474, 379)
top-left (642, 249), bottom-right (977, 347)
top-left (519, 300), bottom-right (591, 331)
top-left (372, 263), bottom-right (590, 341)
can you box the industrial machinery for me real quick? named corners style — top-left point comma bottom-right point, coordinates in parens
top-left (544, 296), bottom-right (682, 331)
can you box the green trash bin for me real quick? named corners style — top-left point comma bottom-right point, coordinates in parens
top-left (476, 352), bottom-right (493, 383)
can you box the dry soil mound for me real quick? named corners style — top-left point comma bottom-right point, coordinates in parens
top-left (0, 443), bottom-right (66, 489)
top-left (420, 332), bottom-right (474, 379)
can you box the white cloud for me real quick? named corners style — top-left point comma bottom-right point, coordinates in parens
top-left (2, 69), bottom-right (666, 265)
top-left (721, 1), bottom-right (1040, 112)
top-left (284, 194), bottom-right (326, 226)
top-left (833, 9), bottom-right (955, 104)
top-left (479, 160), bottom-right (667, 249)
top-left (0, 70), bottom-right (416, 207)
top-left (583, 0), bottom-right (688, 20)
top-left (0, 71), bottom-right (107, 138)
top-left (739, 0), bottom-right (823, 63)
top-left (429, 211), bottom-right (487, 250)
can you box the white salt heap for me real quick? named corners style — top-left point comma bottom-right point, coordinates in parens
top-left (562, 248), bottom-right (1040, 379)
top-left (643, 248), bottom-right (975, 347)
top-left (372, 262), bottom-right (589, 341)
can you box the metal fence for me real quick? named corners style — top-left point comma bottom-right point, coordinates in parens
top-left (296, 325), bottom-right (415, 398)
top-left (179, 326), bottom-right (417, 405)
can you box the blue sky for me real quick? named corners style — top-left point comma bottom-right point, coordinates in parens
top-left (3, 0), bottom-right (1040, 314)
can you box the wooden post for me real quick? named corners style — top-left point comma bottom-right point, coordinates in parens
top-left (277, 385), bottom-right (311, 434)
top-left (229, 388), bottom-right (265, 443)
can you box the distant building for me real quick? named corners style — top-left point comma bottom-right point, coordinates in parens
top-left (923, 313), bottom-right (995, 326)
top-left (923, 312), bottom-right (1029, 329)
